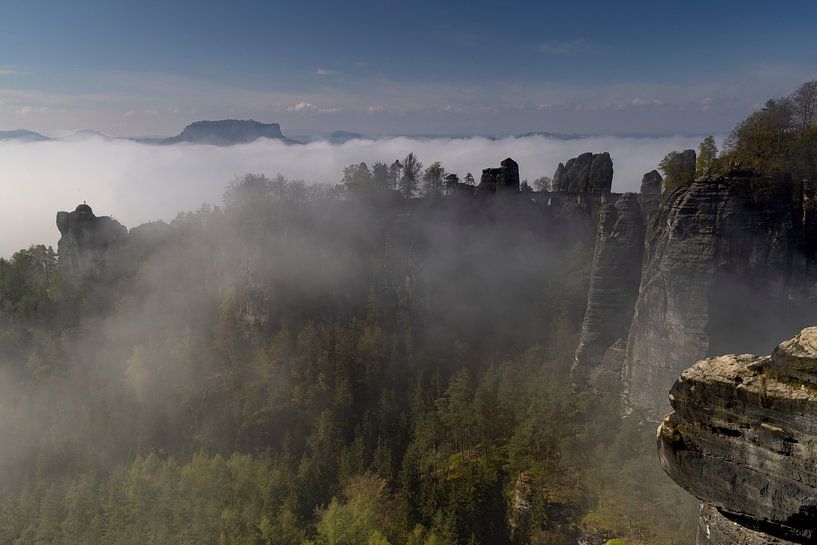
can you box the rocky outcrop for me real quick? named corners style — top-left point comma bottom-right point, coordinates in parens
top-left (640, 170), bottom-right (663, 195)
top-left (677, 149), bottom-right (697, 181)
top-left (162, 119), bottom-right (299, 146)
top-left (697, 505), bottom-right (797, 545)
top-left (477, 157), bottom-right (520, 194)
top-left (623, 173), bottom-right (814, 418)
top-left (658, 327), bottom-right (817, 544)
top-left (572, 193), bottom-right (644, 384)
top-left (552, 152), bottom-right (613, 193)
top-left (56, 204), bottom-right (128, 277)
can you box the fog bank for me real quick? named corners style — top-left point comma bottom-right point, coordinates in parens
top-left (0, 134), bottom-right (705, 256)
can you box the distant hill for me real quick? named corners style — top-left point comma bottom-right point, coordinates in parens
top-left (328, 130), bottom-right (365, 143)
top-left (0, 129), bottom-right (51, 142)
top-left (516, 131), bottom-right (588, 140)
top-left (162, 119), bottom-right (300, 146)
top-left (59, 129), bottom-right (113, 142)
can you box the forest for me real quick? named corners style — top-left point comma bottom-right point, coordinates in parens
top-left (3, 81), bottom-right (816, 545)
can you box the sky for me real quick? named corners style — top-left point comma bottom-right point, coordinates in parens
top-left (1, 0), bottom-right (816, 137)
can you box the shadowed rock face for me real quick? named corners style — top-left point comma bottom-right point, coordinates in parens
top-left (658, 327), bottom-right (817, 544)
top-left (640, 170), bottom-right (663, 195)
top-left (623, 173), bottom-right (815, 418)
top-left (697, 505), bottom-right (797, 545)
top-left (552, 152), bottom-right (613, 193)
top-left (572, 193), bottom-right (644, 384)
top-left (477, 157), bottom-right (520, 194)
top-left (56, 204), bottom-right (128, 277)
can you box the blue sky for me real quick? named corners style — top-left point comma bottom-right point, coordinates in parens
top-left (1, 0), bottom-right (816, 136)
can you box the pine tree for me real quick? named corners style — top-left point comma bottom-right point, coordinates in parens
top-left (696, 136), bottom-right (718, 177)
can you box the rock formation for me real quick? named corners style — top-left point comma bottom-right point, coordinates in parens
top-left (658, 327), bottom-right (817, 544)
top-left (56, 204), bottom-right (128, 277)
top-left (477, 157), bottom-right (520, 194)
top-left (551, 152), bottom-right (613, 193)
top-left (572, 193), bottom-right (645, 384)
top-left (623, 172), bottom-right (816, 418)
top-left (677, 149), bottom-right (697, 182)
top-left (162, 119), bottom-right (299, 146)
top-left (640, 170), bottom-right (663, 195)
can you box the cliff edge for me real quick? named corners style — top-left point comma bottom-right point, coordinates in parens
top-left (658, 326), bottom-right (817, 544)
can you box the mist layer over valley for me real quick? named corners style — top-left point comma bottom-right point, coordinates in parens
top-left (0, 133), bottom-right (704, 256)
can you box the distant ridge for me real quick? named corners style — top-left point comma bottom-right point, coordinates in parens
top-left (516, 131), bottom-right (588, 140)
top-left (162, 119), bottom-right (300, 146)
top-left (328, 130), bottom-right (365, 143)
top-left (0, 129), bottom-right (51, 142)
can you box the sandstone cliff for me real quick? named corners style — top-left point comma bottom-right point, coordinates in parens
top-left (552, 152), bottom-right (613, 193)
top-left (56, 203), bottom-right (128, 278)
top-left (477, 157), bottom-right (520, 194)
top-left (623, 172), bottom-right (815, 418)
top-left (658, 327), bottom-right (817, 544)
top-left (572, 193), bottom-right (644, 385)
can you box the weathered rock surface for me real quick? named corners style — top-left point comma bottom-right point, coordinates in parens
top-left (477, 157), bottom-right (520, 194)
top-left (623, 173), bottom-right (814, 418)
top-left (677, 149), bottom-right (697, 181)
top-left (56, 204), bottom-right (128, 277)
top-left (658, 327), bottom-right (817, 544)
top-left (640, 170), bottom-right (663, 195)
top-left (697, 505), bottom-right (798, 545)
top-left (572, 193), bottom-right (644, 383)
top-left (639, 169), bottom-right (664, 221)
top-left (552, 152), bottom-right (613, 193)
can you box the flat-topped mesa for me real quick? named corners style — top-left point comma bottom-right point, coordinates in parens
top-left (476, 157), bottom-right (520, 195)
top-left (572, 193), bottom-right (645, 385)
top-left (56, 204), bottom-right (128, 278)
top-left (551, 152), bottom-right (613, 193)
top-left (658, 327), bottom-right (817, 544)
top-left (162, 119), bottom-right (299, 146)
top-left (623, 172), bottom-right (817, 419)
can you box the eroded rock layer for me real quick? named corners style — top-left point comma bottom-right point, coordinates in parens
top-left (552, 152), bottom-right (613, 193)
top-left (56, 204), bottom-right (128, 278)
top-left (572, 193), bottom-right (644, 384)
top-left (624, 173), bottom-right (815, 418)
top-left (697, 505), bottom-right (797, 545)
top-left (658, 327), bottom-right (817, 544)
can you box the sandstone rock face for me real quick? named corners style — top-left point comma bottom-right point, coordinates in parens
top-left (623, 174), bottom-right (812, 418)
top-left (640, 170), bottom-right (663, 195)
top-left (697, 505), bottom-right (797, 545)
top-left (678, 149), bottom-right (697, 181)
top-left (572, 193), bottom-right (644, 383)
top-left (658, 327), bottom-right (817, 544)
top-left (56, 204), bottom-right (128, 277)
top-left (552, 152), bottom-right (613, 193)
top-left (639, 170), bottom-right (664, 221)
top-left (477, 157), bottom-right (520, 194)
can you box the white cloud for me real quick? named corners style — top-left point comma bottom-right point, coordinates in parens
top-left (315, 68), bottom-right (336, 76)
top-left (0, 134), bottom-right (708, 256)
top-left (288, 101), bottom-right (318, 113)
top-left (287, 101), bottom-right (341, 114)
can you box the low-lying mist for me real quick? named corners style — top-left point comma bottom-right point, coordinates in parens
top-left (0, 133), bottom-right (705, 256)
